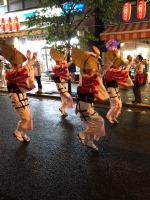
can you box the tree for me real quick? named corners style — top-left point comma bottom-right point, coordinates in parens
top-left (26, 0), bottom-right (122, 50)
top-left (26, 0), bottom-right (122, 93)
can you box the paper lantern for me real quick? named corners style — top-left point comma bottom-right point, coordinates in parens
top-left (137, 0), bottom-right (146, 20)
top-left (14, 17), bottom-right (20, 31)
top-left (8, 17), bottom-right (13, 31)
top-left (1, 18), bottom-right (7, 31)
top-left (122, 2), bottom-right (131, 22)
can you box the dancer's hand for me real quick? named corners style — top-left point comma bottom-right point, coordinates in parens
top-left (26, 50), bottom-right (31, 60)
top-left (92, 46), bottom-right (100, 56)
top-left (32, 52), bottom-right (38, 60)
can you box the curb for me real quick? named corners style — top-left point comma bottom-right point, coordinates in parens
top-left (1, 89), bottom-right (150, 109)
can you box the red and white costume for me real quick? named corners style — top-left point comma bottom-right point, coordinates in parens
top-left (5, 59), bottom-right (35, 136)
top-left (76, 61), bottom-right (113, 140)
top-left (52, 61), bottom-right (74, 113)
top-left (104, 67), bottom-right (133, 122)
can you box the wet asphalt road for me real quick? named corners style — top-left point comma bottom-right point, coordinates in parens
top-left (0, 93), bottom-right (150, 200)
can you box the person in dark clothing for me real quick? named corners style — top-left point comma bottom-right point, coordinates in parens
top-left (66, 48), bottom-right (76, 81)
top-left (68, 62), bottom-right (76, 81)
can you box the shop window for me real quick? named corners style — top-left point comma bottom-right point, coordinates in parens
top-left (25, 0), bottom-right (39, 9)
top-left (8, 0), bottom-right (23, 12)
top-left (0, 0), bottom-right (8, 13)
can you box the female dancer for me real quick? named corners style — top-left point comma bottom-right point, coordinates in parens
top-left (0, 42), bottom-right (35, 142)
top-left (50, 47), bottom-right (73, 116)
top-left (104, 51), bottom-right (133, 123)
top-left (71, 47), bottom-right (118, 151)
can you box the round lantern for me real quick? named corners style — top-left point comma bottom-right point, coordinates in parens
top-left (122, 2), bottom-right (131, 22)
top-left (1, 18), bottom-right (7, 31)
top-left (137, 0), bottom-right (146, 20)
top-left (8, 17), bottom-right (13, 31)
top-left (106, 39), bottom-right (119, 51)
top-left (14, 17), bottom-right (20, 31)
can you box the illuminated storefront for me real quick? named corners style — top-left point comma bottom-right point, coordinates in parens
top-left (100, 4), bottom-right (150, 83)
top-left (0, 4), bottom-right (82, 73)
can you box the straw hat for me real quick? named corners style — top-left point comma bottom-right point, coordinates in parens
top-left (106, 50), bottom-right (124, 67)
top-left (86, 51), bottom-right (97, 57)
top-left (0, 42), bottom-right (27, 64)
top-left (50, 47), bottom-right (65, 61)
top-left (71, 46), bottom-right (99, 70)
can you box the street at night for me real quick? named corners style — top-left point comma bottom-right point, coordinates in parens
top-left (0, 94), bottom-right (150, 200)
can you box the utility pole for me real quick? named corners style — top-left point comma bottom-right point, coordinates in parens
top-left (66, 46), bottom-right (72, 95)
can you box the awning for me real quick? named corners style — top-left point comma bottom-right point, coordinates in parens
top-left (100, 22), bottom-right (150, 41)
top-left (0, 28), bottom-right (47, 38)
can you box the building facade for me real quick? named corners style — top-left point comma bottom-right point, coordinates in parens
top-left (0, 1), bottom-right (96, 73)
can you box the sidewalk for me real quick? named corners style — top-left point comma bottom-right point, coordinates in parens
top-left (0, 76), bottom-right (150, 109)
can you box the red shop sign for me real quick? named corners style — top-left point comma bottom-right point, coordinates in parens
top-left (1, 18), bottom-right (7, 31)
top-left (122, 2), bottom-right (131, 22)
top-left (137, 0), bottom-right (146, 20)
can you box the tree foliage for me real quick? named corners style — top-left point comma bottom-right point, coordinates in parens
top-left (26, 0), bottom-right (123, 50)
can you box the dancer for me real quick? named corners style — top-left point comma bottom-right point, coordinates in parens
top-left (104, 51), bottom-right (133, 123)
top-left (50, 47), bottom-right (74, 116)
top-left (0, 42), bottom-right (36, 142)
top-left (71, 47), bottom-right (118, 151)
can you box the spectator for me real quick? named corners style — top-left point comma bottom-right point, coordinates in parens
top-left (33, 52), bottom-right (43, 94)
top-left (68, 62), bottom-right (76, 81)
top-left (65, 48), bottom-right (76, 81)
top-left (142, 59), bottom-right (147, 72)
top-left (132, 54), bottom-right (144, 104)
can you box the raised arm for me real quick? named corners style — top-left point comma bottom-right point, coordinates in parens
top-left (124, 61), bottom-right (132, 71)
top-left (98, 52), bottom-right (119, 77)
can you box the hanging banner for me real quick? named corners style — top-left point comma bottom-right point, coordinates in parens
top-left (137, 0), bottom-right (146, 20)
top-left (1, 18), bottom-right (7, 31)
top-left (8, 17), bottom-right (13, 31)
top-left (122, 2), bottom-right (131, 22)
